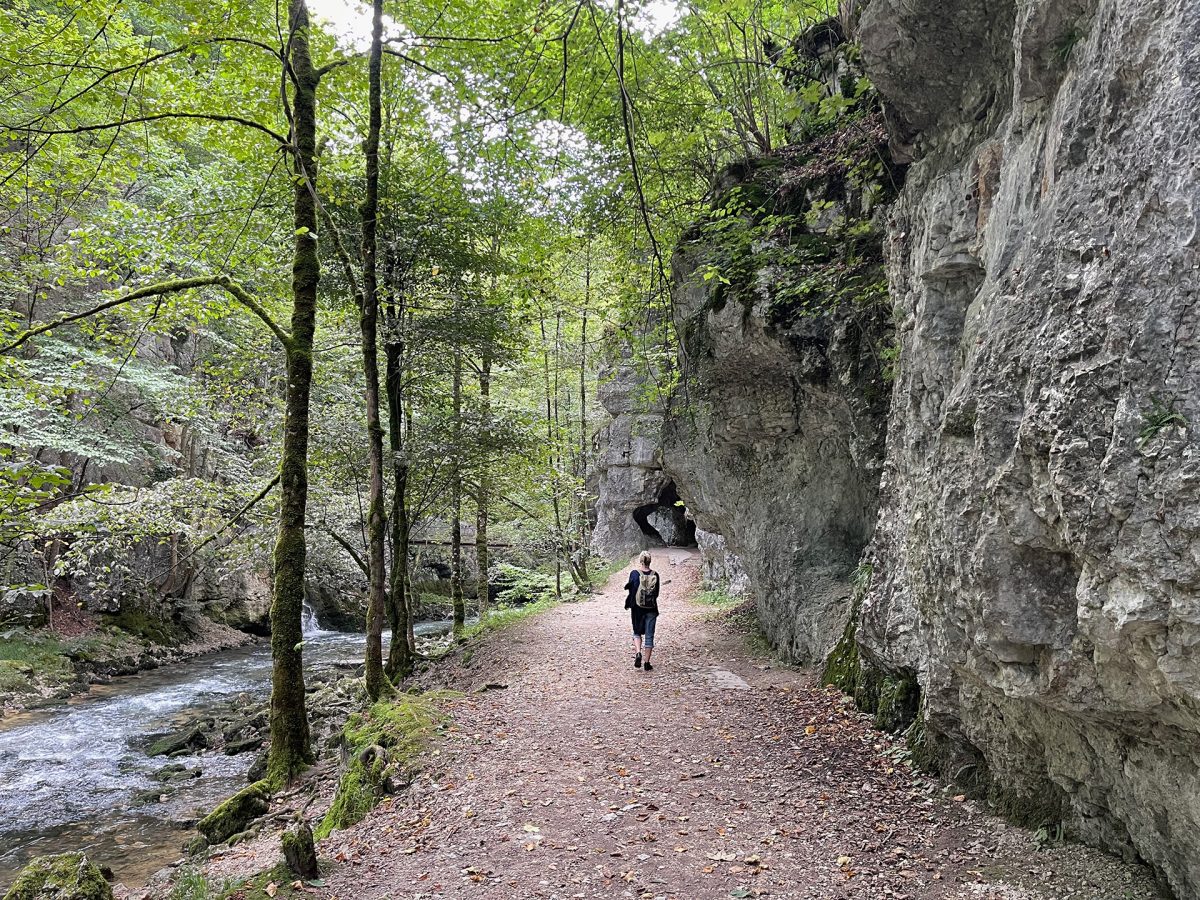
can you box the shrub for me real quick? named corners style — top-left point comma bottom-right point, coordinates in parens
top-left (492, 564), bottom-right (556, 606)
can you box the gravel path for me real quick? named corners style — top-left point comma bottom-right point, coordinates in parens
top-left (276, 550), bottom-right (1164, 900)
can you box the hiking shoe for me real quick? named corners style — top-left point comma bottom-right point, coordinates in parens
top-left (644, 662), bottom-right (653, 672)
top-left (634, 652), bottom-right (642, 669)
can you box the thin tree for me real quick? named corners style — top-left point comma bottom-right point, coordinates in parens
top-left (359, 0), bottom-right (389, 700)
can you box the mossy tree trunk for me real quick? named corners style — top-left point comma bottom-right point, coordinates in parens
top-left (577, 246), bottom-right (591, 578)
top-left (539, 314), bottom-right (564, 598)
top-left (266, 0), bottom-right (321, 785)
top-left (360, 0), bottom-right (388, 701)
top-left (450, 348), bottom-right (466, 633)
top-left (383, 275), bottom-right (411, 679)
top-left (475, 352), bottom-right (491, 620)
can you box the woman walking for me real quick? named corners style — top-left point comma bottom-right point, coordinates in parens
top-left (625, 551), bottom-right (660, 671)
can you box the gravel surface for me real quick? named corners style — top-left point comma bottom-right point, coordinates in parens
top-left (214, 549), bottom-right (1166, 900)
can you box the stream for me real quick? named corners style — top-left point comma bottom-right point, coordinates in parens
top-left (0, 611), bottom-right (463, 891)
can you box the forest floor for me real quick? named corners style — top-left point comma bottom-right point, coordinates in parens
top-left (201, 550), bottom-right (1164, 900)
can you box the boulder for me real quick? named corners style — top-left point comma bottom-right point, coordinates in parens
top-left (146, 725), bottom-right (208, 757)
top-left (196, 782), bottom-right (269, 845)
top-left (3, 853), bottom-right (112, 900)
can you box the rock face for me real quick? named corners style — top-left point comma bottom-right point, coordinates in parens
top-left (664, 238), bottom-right (892, 660)
top-left (591, 340), bottom-right (695, 560)
top-left (696, 528), bottom-right (750, 596)
top-left (855, 0), bottom-right (1200, 895)
top-left (655, 25), bottom-right (898, 661)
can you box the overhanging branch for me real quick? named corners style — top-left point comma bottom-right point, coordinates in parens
top-left (0, 274), bottom-right (292, 355)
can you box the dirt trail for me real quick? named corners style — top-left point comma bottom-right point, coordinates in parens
top-left (262, 551), bottom-right (1163, 899)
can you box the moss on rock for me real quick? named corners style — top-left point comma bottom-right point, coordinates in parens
top-left (3, 852), bottom-right (112, 900)
top-left (281, 822), bottom-right (319, 879)
top-left (822, 595), bottom-right (920, 734)
top-left (314, 692), bottom-right (450, 840)
top-left (196, 781), bottom-right (270, 845)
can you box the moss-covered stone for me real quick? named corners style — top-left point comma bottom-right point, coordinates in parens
top-left (313, 692), bottom-right (450, 840)
top-left (103, 606), bottom-right (185, 646)
top-left (281, 823), bottom-right (319, 879)
top-left (147, 725), bottom-right (209, 757)
top-left (196, 781), bottom-right (270, 845)
top-left (3, 852), bottom-right (112, 900)
top-left (822, 596), bottom-right (920, 734)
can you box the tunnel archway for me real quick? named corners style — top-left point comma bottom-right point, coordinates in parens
top-left (632, 480), bottom-right (697, 547)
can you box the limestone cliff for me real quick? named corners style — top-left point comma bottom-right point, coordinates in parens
top-left (591, 339), bottom-right (696, 559)
top-left (592, 0), bottom-right (1200, 894)
top-left (855, 0), bottom-right (1200, 894)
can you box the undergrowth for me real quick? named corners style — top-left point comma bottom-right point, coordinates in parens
top-left (693, 587), bottom-right (743, 611)
top-left (460, 596), bottom-right (557, 642)
top-left (584, 555), bottom-right (630, 592)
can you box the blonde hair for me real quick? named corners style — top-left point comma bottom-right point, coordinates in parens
top-left (639, 551), bottom-right (652, 567)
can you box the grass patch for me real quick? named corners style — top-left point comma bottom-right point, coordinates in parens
top-left (169, 867), bottom-right (240, 900)
top-left (314, 691), bottom-right (454, 840)
top-left (0, 630), bottom-right (69, 669)
top-left (461, 597), bottom-right (557, 642)
top-left (693, 587), bottom-right (743, 612)
top-left (0, 630), bottom-right (73, 698)
top-left (216, 864), bottom-right (322, 900)
top-left (1138, 396), bottom-right (1187, 448)
top-left (584, 555), bottom-right (632, 592)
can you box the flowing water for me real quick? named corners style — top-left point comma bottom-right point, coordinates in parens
top-left (0, 608), bottom-right (463, 890)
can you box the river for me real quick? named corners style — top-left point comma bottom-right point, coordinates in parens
top-left (0, 612), bottom-right (461, 891)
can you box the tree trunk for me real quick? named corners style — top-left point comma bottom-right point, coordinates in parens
top-left (578, 244), bottom-right (591, 578)
top-left (450, 350), bottom-right (465, 632)
top-left (475, 353), bottom-right (491, 619)
top-left (267, 0), bottom-right (319, 786)
top-left (539, 314), bottom-right (564, 599)
top-left (384, 336), bottom-right (412, 678)
top-left (360, 0), bottom-right (388, 701)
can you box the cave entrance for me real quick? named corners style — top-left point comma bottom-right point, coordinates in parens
top-left (633, 481), bottom-right (697, 548)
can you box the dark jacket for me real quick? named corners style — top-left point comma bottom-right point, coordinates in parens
top-left (624, 568), bottom-right (660, 615)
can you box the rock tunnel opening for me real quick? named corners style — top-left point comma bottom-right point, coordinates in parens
top-left (632, 481), bottom-right (698, 548)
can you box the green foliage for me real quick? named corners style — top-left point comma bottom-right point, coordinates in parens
top-left (686, 70), bottom-right (896, 340)
top-left (1138, 396), bottom-right (1187, 447)
top-left (693, 587), bottom-right (743, 611)
top-left (168, 868), bottom-right (215, 900)
top-left (492, 564), bottom-right (557, 606)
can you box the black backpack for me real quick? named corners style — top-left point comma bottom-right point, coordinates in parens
top-left (635, 570), bottom-right (659, 608)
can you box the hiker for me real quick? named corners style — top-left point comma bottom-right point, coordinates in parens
top-left (625, 550), bottom-right (660, 671)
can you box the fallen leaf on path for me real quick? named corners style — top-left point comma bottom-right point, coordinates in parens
top-left (264, 883), bottom-right (278, 898)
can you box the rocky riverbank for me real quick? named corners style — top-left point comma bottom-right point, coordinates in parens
top-left (0, 618), bottom-right (258, 718)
